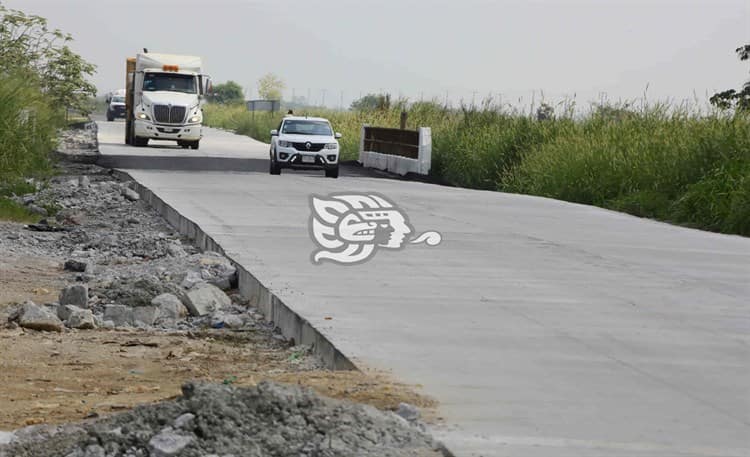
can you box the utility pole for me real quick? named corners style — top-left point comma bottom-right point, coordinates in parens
top-left (321, 89), bottom-right (327, 107)
top-left (340, 90), bottom-right (344, 111)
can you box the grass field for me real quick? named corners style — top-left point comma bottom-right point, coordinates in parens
top-left (204, 102), bottom-right (750, 237)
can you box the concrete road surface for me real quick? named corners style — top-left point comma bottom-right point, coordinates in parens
top-left (97, 121), bottom-right (750, 457)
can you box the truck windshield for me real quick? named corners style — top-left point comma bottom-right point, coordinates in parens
top-left (112, 96), bottom-right (125, 103)
top-left (143, 73), bottom-right (196, 94)
top-left (282, 120), bottom-right (333, 136)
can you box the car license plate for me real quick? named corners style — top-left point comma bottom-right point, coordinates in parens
top-left (302, 156), bottom-right (315, 163)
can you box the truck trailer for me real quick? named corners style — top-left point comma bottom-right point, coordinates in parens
top-left (125, 52), bottom-right (210, 149)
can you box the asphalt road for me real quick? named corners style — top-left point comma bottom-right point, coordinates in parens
top-left (97, 120), bottom-right (750, 457)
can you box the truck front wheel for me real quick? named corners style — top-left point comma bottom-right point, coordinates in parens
top-left (189, 140), bottom-right (200, 150)
top-left (134, 136), bottom-right (149, 147)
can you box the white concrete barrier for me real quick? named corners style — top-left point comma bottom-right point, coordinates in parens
top-left (358, 125), bottom-right (432, 175)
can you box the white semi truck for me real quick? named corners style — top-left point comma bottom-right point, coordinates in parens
top-left (125, 52), bottom-right (210, 149)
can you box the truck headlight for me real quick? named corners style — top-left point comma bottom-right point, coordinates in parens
top-left (189, 115), bottom-right (201, 123)
top-left (137, 112), bottom-right (151, 121)
top-left (278, 140), bottom-right (291, 147)
top-left (324, 143), bottom-right (338, 149)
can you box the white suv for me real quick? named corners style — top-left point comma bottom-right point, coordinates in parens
top-left (269, 116), bottom-right (341, 178)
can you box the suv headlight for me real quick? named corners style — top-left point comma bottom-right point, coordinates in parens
top-left (137, 112), bottom-right (151, 121)
top-left (324, 143), bottom-right (338, 149)
top-left (278, 140), bottom-right (291, 147)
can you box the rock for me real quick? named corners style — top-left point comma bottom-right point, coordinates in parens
top-left (67, 309), bottom-right (96, 329)
top-left (148, 428), bottom-right (192, 457)
top-left (133, 306), bottom-right (157, 326)
top-left (211, 312), bottom-right (245, 329)
top-left (103, 305), bottom-right (133, 327)
top-left (396, 402), bottom-right (420, 422)
top-left (121, 186), bottom-right (140, 202)
top-left (59, 284), bottom-right (89, 308)
top-left (0, 430), bottom-right (14, 445)
top-left (27, 204), bottom-right (48, 216)
top-left (101, 320), bottom-right (116, 330)
top-left (179, 271), bottom-right (202, 289)
top-left (172, 413), bottom-right (195, 429)
top-left (152, 294), bottom-right (188, 324)
top-left (64, 259), bottom-right (88, 272)
top-left (58, 304), bottom-right (83, 321)
top-left (78, 176), bottom-right (90, 188)
top-left (166, 242), bottom-right (187, 257)
top-left (184, 283), bottom-right (231, 317)
top-left (18, 302), bottom-right (64, 332)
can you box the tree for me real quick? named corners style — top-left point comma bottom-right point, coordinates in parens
top-left (208, 80), bottom-right (244, 104)
top-left (256, 73), bottom-right (284, 100)
top-left (710, 44), bottom-right (750, 112)
top-left (350, 93), bottom-right (391, 111)
top-left (0, 3), bottom-right (96, 114)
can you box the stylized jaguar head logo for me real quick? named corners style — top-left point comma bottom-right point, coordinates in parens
top-left (309, 193), bottom-right (442, 265)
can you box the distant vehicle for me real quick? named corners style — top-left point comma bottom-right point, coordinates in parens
top-left (105, 89), bottom-right (126, 121)
top-left (124, 52), bottom-right (211, 149)
top-left (269, 117), bottom-right (342, 178)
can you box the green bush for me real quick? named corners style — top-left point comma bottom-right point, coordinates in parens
top-left (0, 73), bottom-right (59, 178)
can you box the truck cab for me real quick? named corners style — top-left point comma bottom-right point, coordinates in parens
top-left (125, 53), bottom-right (210, 149)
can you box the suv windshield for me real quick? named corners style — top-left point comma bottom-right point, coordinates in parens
top-left (282, 120), bottom-right (332, 136)
top-left (143, 72), bottom-right (196, 94)
top-left (112, 96), bottom-right (125, 103)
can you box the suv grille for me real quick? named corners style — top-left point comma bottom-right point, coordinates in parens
top-left (292, 142), bottom-right (325, 152)
top-left (153, 105), bottom-right (186, 124)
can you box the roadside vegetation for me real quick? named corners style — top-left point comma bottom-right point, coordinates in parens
top-left (204, 44), bottom-right (750, 236)
top-left (0, 3), bottom-right (96, 220)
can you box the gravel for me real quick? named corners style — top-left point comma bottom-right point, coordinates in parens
top-left (0, 382), bottom-right (449, 457)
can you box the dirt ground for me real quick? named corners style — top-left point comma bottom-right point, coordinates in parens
top-left (0, 254), bottom-right (437, 431)
top-left (0, 250), bottom-right (65, 306)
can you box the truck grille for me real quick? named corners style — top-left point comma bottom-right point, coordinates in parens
top-left (292, 142), bottom-right (325, 152)
top-left (153, 105), bottom-right (186, 124)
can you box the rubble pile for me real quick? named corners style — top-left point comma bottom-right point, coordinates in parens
top-left (1, 382), bottom-right (448, 457)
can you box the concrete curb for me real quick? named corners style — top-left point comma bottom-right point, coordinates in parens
top-left (111, 169), bottom-right (356, 371)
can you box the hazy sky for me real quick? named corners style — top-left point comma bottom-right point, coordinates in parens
top-left (4, 0), bottom-right (749, 108)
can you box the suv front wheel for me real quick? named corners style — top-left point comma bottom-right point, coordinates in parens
top-left (269, 151), bottom-right (281, 175)
top-left (325, 166), bottom-right (339, 178)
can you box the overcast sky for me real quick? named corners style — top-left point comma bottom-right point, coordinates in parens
top-left (4, 0), bottom-right (749, 108)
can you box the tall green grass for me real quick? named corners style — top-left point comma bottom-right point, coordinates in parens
top-left (203, 102), bottom-right (750, 237)
top-left (0, 72), bottom-right (60, 221)
top-left (0, 73), bottom-right (58, 177)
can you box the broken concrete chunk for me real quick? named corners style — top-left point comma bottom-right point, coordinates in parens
top-left (64, 259), bottom-right (88, 272)
top-left (149, 428), bottom-right (192, 457)
top-left (103, 304), bottom-right (133, 327)
top-left (121, 186), bottom-right (140, 202)
top-left (18, 302), bottom-right (63, 332)
top-left (58, 304), bottom-right (83, 321)
top-left (184, 283), bottom-right (231, 317)
top-left (133, 306), bottom-right (158, 326)
top-left (152, 293), bottom-right (188, 324)
top-left (67, 309), bottom-right (96, 330)
top-left (59, 284), bottom-right (89, 308)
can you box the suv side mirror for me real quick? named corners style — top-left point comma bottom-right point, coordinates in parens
top-left (335, 132), bottom-right (342, 139)
top-left (270, 129), bottom-right (278, 136)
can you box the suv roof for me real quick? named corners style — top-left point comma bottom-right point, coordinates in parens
top-left (282, 116), bottom-right (329, 122)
